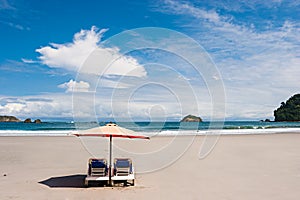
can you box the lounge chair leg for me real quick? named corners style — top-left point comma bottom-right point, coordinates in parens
top-left (108, 180), bottom-right (114, 187)
top-left (132, 180), bottom-right (135, 186)
top-left (84, 180), bottom-right (89, 187)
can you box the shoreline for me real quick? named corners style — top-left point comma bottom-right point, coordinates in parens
top-left (0, 128), bottom-right (300, 137)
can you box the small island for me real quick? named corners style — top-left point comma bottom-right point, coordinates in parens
top-left (24, 118), bottom-right (42, 123)
top-left (34, 119), bottom-right (42, 124)
top-left (0, 116), bottom-right (42, 123)
top-left (24, 118), bottom-right (32, 123)
top-left (180, 115), bottom-right (202, 122)
top-left (274, 94), bottom-right (300, 122)
top-left (0, 115), bottom-right (21, 122)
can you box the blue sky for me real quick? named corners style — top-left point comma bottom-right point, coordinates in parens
top-left (0, 0), bottom-right (299, 121)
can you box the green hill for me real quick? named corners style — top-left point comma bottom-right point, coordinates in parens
top-left (274, 94), bottom-right (300, 122)
top-left (180, 115), bottom-right (202, 122)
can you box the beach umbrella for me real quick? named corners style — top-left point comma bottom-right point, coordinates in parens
top-left (74, 122), bottom-right (150, 186)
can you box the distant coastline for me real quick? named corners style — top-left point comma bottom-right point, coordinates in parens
top-left (0, 115), bottom-right (42, 123)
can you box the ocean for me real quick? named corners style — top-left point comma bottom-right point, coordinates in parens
top-left (1, 121), bottom-right (300, 136)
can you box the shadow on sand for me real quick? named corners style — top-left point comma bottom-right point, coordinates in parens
top-left (39, 174), bottom-right (86, 188)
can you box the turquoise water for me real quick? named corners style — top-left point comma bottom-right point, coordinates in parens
top-left (1, 121), bottom-right (300, 136)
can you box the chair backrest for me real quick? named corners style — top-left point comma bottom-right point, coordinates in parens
top-left (88, 158), bottom-right (108, 176)
top-left (114, 158), bottom-right (133, 176)
top-left (116, 159), bottom-right (130, 168)
top-left (91, 160), bottom-right (106, 168)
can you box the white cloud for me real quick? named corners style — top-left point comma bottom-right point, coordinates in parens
top-left (21, 58), bottom-right (37, 64)
top-left (0, 103), bottom-right (25, 113)
top-left (36, 26), bottom-right (146, 78)
top-left (0, 95), bottom-right (72, 119)
top-left (36, 26), bottom-right (103, 71)
top-left (58, 79), bottom-right (90, 93)
top-left (0, 20), bottom-right (30, 31)
top-left (0, 72), bottom-right (215, 121)
top-left (98, 78), bottom-right (131, 89)
top-left (160, 0), bottom-right (221, 23)
top-left (0, 0), bottom-right (16, 10)
top-left (152, 0), bottom-right (300, 120)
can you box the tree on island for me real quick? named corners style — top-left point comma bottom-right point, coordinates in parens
top-left (274, 94), bottom-right (300, 121)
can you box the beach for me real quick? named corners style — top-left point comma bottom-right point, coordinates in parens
top-left (1, 134), bottom-right (300, 200)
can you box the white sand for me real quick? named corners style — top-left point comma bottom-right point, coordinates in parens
top-left (0, 134), bottom-right (300, 199)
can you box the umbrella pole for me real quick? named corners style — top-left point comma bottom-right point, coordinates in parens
top-left (109, 135), bottom-right (112, 186)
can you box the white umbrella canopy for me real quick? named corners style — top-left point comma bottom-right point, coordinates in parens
top-left (74, 122), bottom-right (149, 186)
top-left (74, 122), bottom-right (150, 139)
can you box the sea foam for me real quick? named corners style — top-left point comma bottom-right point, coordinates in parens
top-left (1, 128), bottom-right (299, 136)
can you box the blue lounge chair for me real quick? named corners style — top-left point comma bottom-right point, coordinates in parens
top-left (88, 158), bottom-right (108, 177)
top-left (113, 158), bottom-right (133, 176)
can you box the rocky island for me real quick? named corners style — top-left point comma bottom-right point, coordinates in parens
top-left (24, 118), bottom-right (42, 123)
top-left (274, 94), bottom-right (300, 121)
top-left (0, 116), bottom-right (42, 123)
top-left (0, 115), bottom-right (21, 122)
top-left (180, 115), bottom-right (202, 122)
top-left (24, 118), bottom-right (32, 123)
